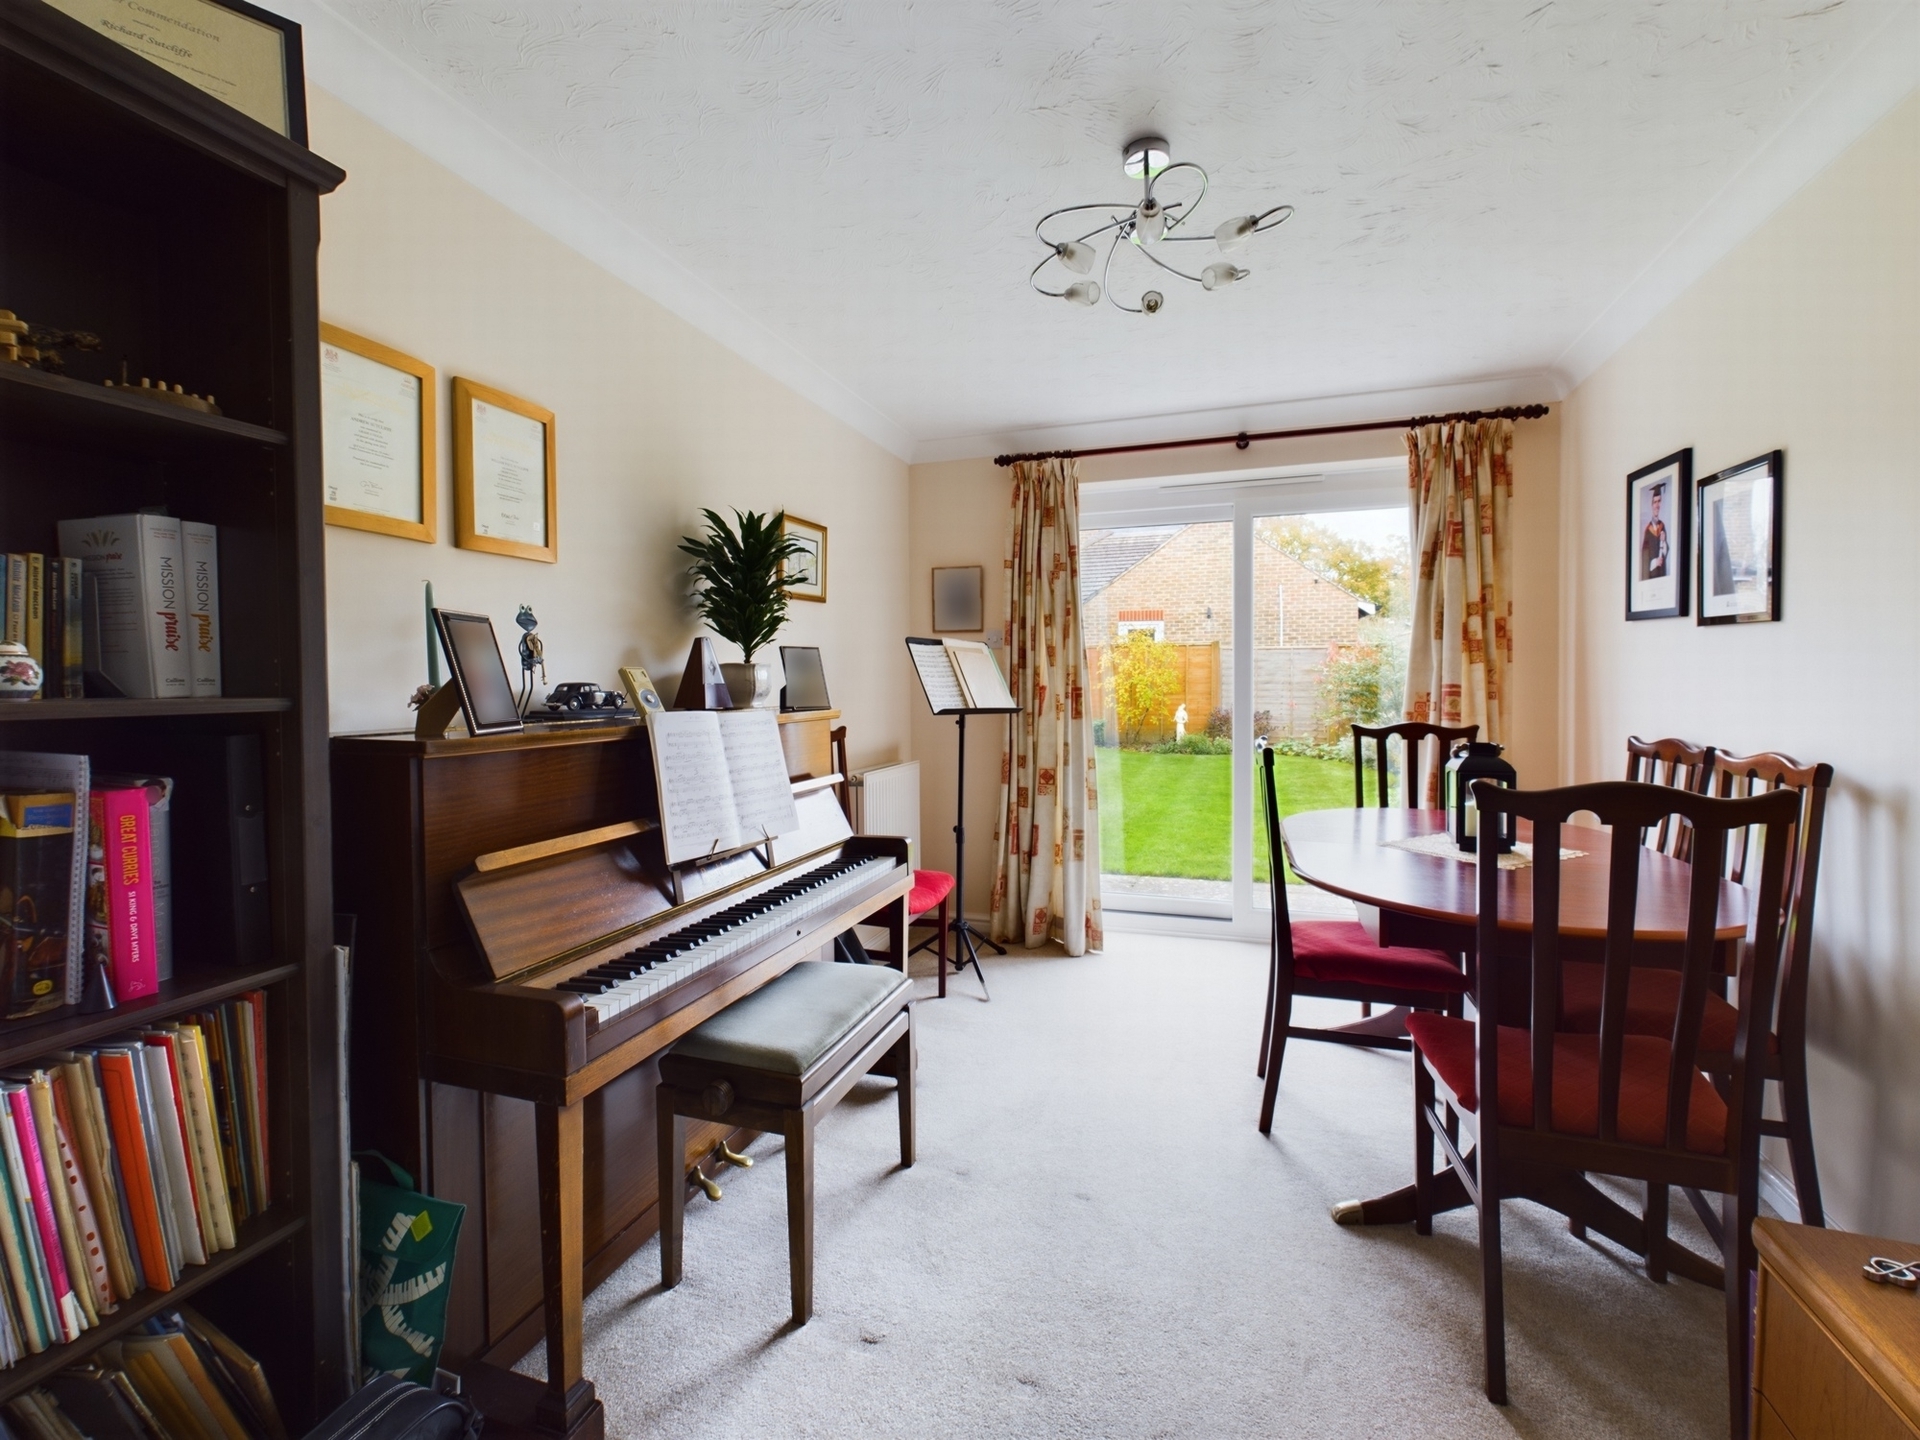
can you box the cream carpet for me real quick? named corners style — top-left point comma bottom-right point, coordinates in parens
top-left (518, 931), bottom-right (1730, 1438)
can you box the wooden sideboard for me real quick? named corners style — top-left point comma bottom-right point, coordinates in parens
top-left (1753, 1218), bottom-right (1920, 1439)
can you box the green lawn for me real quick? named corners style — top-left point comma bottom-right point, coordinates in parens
top-left (1093, 748), bottom-right (1356, 882)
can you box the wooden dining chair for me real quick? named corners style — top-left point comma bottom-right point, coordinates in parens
top-left (1561, 751), bottom-right (1834, 1230)
top-left (1624, 735), bottom-right (1715, 860)
top-left (1255, 741), bottom-right (1469, 1134)
top-left (1351, 722), bottom-right (1478, 808)
top-left (1407, 779), bottom-right (1798, 1437)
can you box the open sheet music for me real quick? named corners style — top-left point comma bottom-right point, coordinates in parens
top-left (905, 637), bottom-right (1019, 714)
top-left (646, 707), bottom-right (802, 866)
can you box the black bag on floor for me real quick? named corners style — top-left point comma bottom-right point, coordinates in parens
top-left (303, 1374), bottom-right (481, 1440)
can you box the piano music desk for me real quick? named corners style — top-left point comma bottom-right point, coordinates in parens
top-left (331, 721), bottom-right (911, 1439)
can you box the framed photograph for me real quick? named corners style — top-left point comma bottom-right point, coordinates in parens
top-left (453, 377), bottom-right (557, 564)
top-left (782, 514), bottom-right (827, 602)
top-left (932, 565), bottom-right (985, 632)
top-left (431, 609), bottom-right (524, 736)
top-left (1625, 449), bottom-right (1690, 620)
top-left (320, 324), bottom-right (435, 543)
top-left (44, 0), bottom-right (308, 141)
top-left (1696, 451), bottom-right (1783, 625)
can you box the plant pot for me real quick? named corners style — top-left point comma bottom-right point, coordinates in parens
top-left (721, 662), bottom-right (774, 709)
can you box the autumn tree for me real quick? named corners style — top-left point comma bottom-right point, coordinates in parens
top-left (1109, 630), bottom-right (1183, 747)
top-left (1259, 517), bottom-right (1409, 615)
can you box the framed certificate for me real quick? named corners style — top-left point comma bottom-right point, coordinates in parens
top-left (43, 0), bottom-right (308, 141)
top-left (453, 378), bottom-right (557, 564)
top-left (1696, 451), bottom-right (1783, 625)
top-left (320, 324), bottom-right (435, 543)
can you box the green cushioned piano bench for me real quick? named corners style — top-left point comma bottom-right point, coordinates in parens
top-left (657, 960), bottom-right (916, 1325)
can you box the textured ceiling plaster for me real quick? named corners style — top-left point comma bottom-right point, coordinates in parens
top-left (319, 0), bottom-right (1906, 452)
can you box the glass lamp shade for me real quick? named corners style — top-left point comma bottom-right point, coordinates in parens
top-left (1063, 281), bottom-right (1101, 306)
top-left (1132, 196), bottom-right (1165, 246)
top-left (1055, 240), bottom-right (1095, 274)
top-left (1140, 289), bottom-right (1164, 314)
top-left (1214, 214), bottom-right (1257, 251)
top-left (1201, 263), bottom-right (1248, 291)
top-left (1443, 741), bottom-right (1517, 852)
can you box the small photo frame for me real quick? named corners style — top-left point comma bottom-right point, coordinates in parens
top-left (454, 377), bottom-right (556, 563)
top-left (782, 514), bottom-right (827, 602)
top-left (932, 565), bottom-right (985, 632)
top-left (1696, 451), bottom-right (1783, 625)
top-left (1625, 449), bottom-right (1690, 620)
top-left (431, 609), bottom-right (525, 736)
top-left (320, 324), bottom-right (436, 544)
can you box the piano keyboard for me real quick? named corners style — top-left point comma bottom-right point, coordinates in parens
top-left (556, 854), bottom-right (899, 1025)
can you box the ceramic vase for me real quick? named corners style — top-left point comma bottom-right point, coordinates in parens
top-left (0, 642), bottom-right (41, 700)
top-left (721, 661), bottom-right (775, 709)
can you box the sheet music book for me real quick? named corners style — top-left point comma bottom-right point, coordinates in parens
top-left (646, 708), bottom-right (802, 866)
top-left (905, 637), bottom-right (1019, 714)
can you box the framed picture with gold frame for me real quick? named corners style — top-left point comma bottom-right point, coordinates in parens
top-left (781, 514), bottom-right (827, 602)
top-left (453, 377), bottom-right (557, 563)
top-left (320, 324), bottom-right (436, 543)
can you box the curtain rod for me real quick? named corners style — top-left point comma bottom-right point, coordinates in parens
top-left (991, 403), bottom-right (1551, 467)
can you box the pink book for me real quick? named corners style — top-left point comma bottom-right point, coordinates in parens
top-left (90, 789), bottom-right (157, 1000)
top-left (6, 1089), bottom-right (81, 1342)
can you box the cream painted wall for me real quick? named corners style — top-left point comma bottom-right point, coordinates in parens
top-left (311, 88), bottom-right (910, 773)
top-left (1560, 93), bottom-right (1920, 1237)
top-left (908, 420), bottom-right (1561, 918)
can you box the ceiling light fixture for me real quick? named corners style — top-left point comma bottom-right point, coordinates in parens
top-left (1030, 136), bottom-right (1293, 316)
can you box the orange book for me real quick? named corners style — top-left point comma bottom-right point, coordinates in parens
top-left (90, 1049), bottom-right (170, 1292)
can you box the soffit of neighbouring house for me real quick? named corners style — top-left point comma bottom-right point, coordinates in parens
top-left (306, 1), bottom-right (1916, 460)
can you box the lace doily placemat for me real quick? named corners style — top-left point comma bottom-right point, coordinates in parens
top-left (1383, 830), bottom-right (1588, 870)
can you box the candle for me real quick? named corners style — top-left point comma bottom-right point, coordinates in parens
top-left (425, 581), bottom-right (440, 687)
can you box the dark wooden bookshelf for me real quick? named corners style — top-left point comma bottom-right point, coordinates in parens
top-left (0, 0), bottom-right (348, 1423)
top-left (0, 1209), bottom-right (305, 1402)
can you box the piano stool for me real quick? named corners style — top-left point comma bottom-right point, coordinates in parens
top-left (658, 961), bottom-right (917, 1325)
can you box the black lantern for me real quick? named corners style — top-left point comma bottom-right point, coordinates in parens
top-left (1444, 740), bottom-right (1518, 852)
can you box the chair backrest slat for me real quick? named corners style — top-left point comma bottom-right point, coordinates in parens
top-left (1624, 735), bottom-right (1715, 861)
top-left (1527, 816), bottom-right (1563, 1134)
top-left (1353, 722), bottom-right (1478, 807)
top-left (1596, 821), bottom-right (1645, 1143)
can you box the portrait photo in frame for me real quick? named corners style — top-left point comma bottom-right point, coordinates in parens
top-left (1625, 449), bottom-right (1691, 620)
top-left (1696, 451), bottom-right (1783, 625)
top-left (453, 377), bottom-right (557, 563)
top-left (320, 324), bottom-right (436, 543)
top-left (782, 514), bottom-right (827, 602)
top-left (931, 565), bottom-right (985, 632)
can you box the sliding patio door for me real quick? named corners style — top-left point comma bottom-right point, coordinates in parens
top-left (1079, 466), bottom-right (1408, 934)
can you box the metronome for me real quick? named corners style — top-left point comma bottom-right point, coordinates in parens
top-left (671, 638), bottom-right (731, 710)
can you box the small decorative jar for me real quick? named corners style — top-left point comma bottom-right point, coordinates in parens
top-left (0, 642), bottom-right (42, 700)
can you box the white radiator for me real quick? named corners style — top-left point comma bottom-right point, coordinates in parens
top-left (850, 760), bottom-right (920, 869)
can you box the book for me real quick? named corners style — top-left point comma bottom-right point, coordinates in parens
top-left (181, 522), bottom-right (220, 699)
top-left (3, 557), bottom-right (22, 648)
top-left (0, 755), bottom-right (88, 1008)
top-left (130, 1324), bottom-right (250, 1440)
top-left (50, 560), bottom-right (83, 701)
top-left (645, 707), bottom-right (802, 866)
top-left (22, 557), bottom-right (42, 700)
top-left (22, 1076), bottom-right (94, 1330)
top-left (140, 1033), bottom-right (211, 1261)
top-left (94, 776), bottom-right (172, 985)
top-left (51, 1057), bottom-right (136, 1302)
top-left (906, 636), bottom-right (1019, 714)
top-left (54, 515), bottom-right (193, 701)
top-left (89, 1050), bottom-right (171, 1292)
top-left (2, 1088), bottom-right (82, 1343)
top-left (47, 1068), bottom-right (115, 1314)
top-left (177, 1305), bottom-right (287, 1440)
top-left (43, 1366), bottom-right (150, 1440)
top-left (88, 789), bottom-right (157, 1002)
top-left (0, 1143), bottom-right (46, 1355)
top-left (238, 994), bottom-right (268, 1212)
top-left (171, 1028), bottom-right (233, 1251)
top-left (125, 1049), bottom-right (185, 1276)
top-left (0, 793), bottom-right (75, 1019)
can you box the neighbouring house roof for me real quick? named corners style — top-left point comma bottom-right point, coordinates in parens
top-left (1078, 527), bottom-right (1181, 603)
top-left (1254, 528), bottom-right (1371, 608)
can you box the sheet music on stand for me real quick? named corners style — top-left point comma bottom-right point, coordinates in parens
top-left (646, 708), bottom-right (802, 885)
top-left (906, 637), bottom-right (1019, 715)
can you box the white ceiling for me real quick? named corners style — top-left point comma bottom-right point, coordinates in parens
top-left (297, 1), bottom-right (1918, 460)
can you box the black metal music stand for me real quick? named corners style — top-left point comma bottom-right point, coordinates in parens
top-left (906, 638), bottom-right (1019, 1000)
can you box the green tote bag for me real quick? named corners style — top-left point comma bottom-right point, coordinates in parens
top-left (355, 1153), bottom-right (466, 1386)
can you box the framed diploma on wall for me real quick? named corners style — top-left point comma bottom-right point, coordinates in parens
top-left (320, 324), bottom-right (436, 543)
top-left (453, 377), bottom-right (557, 564)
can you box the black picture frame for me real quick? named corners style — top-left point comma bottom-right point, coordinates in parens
top-left (1625, 449), bottom-right (1691, 620)
top-left (214, 0), bottom-right (309, 144)
top-left (1695, 451), bottom-right (1784, 626)
top-left (431, 609), bottom-right (527, 735)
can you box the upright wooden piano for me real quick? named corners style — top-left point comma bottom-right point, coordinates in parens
top-left (332, 721), bottom-right (910, 1437)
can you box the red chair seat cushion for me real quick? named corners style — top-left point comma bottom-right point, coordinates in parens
top-left (1406, 1013), bottom-right (1729, 1155)
top-left (1290, 920), bottom-right (1468, 994)
top-left (1558, 961), bottom-right (1746, 1054)
top-left (907, 869), bottom-right (955, 917)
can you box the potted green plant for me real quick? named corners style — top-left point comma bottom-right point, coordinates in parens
top-left (678, 507), bottom-right (809, 707)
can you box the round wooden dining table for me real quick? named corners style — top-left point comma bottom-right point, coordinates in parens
top-left (1278, 806), bottom-right (1752, 1254)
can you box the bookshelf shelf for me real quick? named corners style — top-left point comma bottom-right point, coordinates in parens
top-left (0, 365), bottom-right (288, 455)
top-left (0, 1208), bottom-right (306, 1402)
top-left (0, 962), bottom-right (297, 1072)
top-left (0, 697), bottom-right (294, 723)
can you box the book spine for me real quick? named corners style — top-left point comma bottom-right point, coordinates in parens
top-left (54, 518), bottom-right (154, 698)
top-left (6, 1090), bottom-right (81, 1343)
top-left (90, 790), bottom-right (157, 1001)
top-left (182, 523), bottom-right (220, 698)
top-left (138, 516), bottom-right (192, 700)
top-left (139, 1044), bottom-right (204, 1267)
top-left (177, 1028), bottom-right (234, 1251)
top-left (241, 995), bottom-right (268, 1211)
top-left (3, 556), bottom-right (22, 647)
top-left (42, 559), bottom-right (61, 701)
top-left (0, 1133), bottom-right (46, 1354)
top-left (93, 1054), bottom-right (169, 1291)
top-left (57, 559), bottom-right (83, 700)
top-left (56, 1058), bottom-right (134, 1303)
top-left (47, 1070), bottom-right (114, 1313)
top-left (23, 555), bottom-right (43, 698)
top-left (27, 1077), bottom-right (95, 1330)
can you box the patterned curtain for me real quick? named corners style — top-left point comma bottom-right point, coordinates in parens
top-left (989, 458), bottom-right (1103, 955)
top-left (1405, 419), bottom-right (1514, 747)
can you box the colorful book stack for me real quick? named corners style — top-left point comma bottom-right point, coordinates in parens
top-left (0, 994), bottom-right (268, 1369)
top-left (0, 1304), bottom-right (285, 1440)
